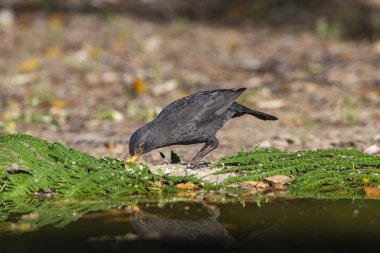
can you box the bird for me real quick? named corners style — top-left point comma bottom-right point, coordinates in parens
top-left (128, 88), bottom-right (278, 164)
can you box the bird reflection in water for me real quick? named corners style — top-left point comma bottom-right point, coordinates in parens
top-left (130, 203), bottom-right (274, 252)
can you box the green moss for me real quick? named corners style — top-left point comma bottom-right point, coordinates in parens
top-left (1, 134), bottom-right (380, 201)
top-left (0, 134), bottom-right (195, 200)
top-left (217, 147), bottom-right (380, 198)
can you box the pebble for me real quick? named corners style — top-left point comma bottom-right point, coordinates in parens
top-left (149, 164), bottom-right (236, 184)
top-left (364, 144), bottom-right (380, 155)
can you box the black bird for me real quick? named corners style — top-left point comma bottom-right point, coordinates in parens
top-left (128, 88), bottom-right (278, 163)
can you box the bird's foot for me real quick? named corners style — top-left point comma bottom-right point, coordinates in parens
top-left (186, 161), bottom-right (209, 170)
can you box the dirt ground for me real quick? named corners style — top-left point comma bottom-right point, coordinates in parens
top-left (1, 2), bottom-right (380, 164)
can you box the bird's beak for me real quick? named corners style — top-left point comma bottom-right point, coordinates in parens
top-left (127, 150), bottom-right (142, 162)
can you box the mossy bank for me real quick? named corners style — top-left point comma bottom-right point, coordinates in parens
top-left (1, 134), bottom-right (380, 200)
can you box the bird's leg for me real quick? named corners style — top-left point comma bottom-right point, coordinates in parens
top-left (189, 137), bottom-right (219, 168)
top-left (191, 143), bottom-right (210, 162)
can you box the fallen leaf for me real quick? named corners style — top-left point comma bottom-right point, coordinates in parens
top-left (51, 99), bottom-right (68, 108)
top-left (263, 175), bottom-right (292, 191)
top-left (263, 175), bottom-right (292, 185)
top-left (176, 182), bottom-right (200, 190)
top-left (107, 141), bottom-right (115, 150)
top-left (18, 58), bottom-right (41, 72)
top-left (362, 178), bottom-right (370, 184)
top-left (133, 78), bottom-right (147, 94)
top-left (363, 187), bottom-right (380, 198)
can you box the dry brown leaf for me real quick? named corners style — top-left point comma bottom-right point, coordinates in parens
top-left (263, 175), bottom-right (292, 191)
top-left (107, 141), bottom-right (115, 150)
top-left (363, 187), bottom-right (380, 198)
top-left (263, 175), bottom-right (292, 185)
top-left (18, 58), bottom-right (41, 72)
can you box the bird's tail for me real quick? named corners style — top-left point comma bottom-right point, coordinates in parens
top-left (232, 102), bottom-right (278, 121)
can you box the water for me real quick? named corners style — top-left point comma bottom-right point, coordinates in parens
top-left (1, 199), bottom-right (380, 253)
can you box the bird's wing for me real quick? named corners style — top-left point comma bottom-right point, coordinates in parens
top-left (157, 88), bottom-right (246, 126)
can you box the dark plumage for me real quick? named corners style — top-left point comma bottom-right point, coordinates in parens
top-left (129, 88), bottom-right (278, 163)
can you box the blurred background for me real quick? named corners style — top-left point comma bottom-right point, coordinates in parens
top-left (0, 0), bottom-right (379, 163)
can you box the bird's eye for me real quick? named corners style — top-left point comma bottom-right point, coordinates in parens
top-left (138, 142), bottom-right (144, 149)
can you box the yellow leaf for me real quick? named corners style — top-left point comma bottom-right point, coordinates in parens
top-left (18, 58), bottom-right (41, 72)
top-left (362, 178), bottom-right (370, 184)
top-left (51, 99), bottom-right (68, 108)
top-left (176, 182), bottom-right (200, 190)
top-left (133, 78), bottom-right (147, 94)
top-left (107, 141), bottom-right (115, 150)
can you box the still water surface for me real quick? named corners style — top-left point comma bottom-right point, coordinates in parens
top-left (2, 199), bottom-right (380, 253)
